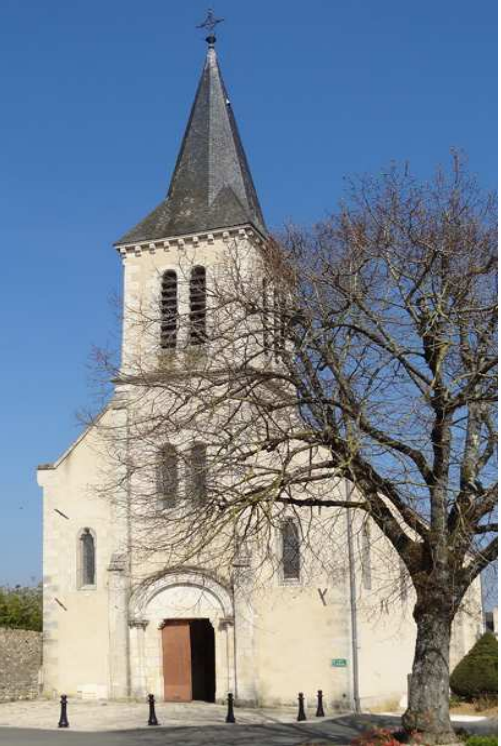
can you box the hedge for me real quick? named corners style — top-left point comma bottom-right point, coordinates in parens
top-left (450, 632), bottom-right (498, 699)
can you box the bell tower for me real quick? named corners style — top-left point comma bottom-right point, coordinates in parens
top-left (113, 27), bottom-right (267, 372)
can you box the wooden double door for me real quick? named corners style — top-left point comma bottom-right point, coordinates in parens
top-left (161, 619), bottom-right (216, 702)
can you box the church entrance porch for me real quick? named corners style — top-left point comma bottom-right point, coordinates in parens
top-left (128, 570), bottom-right (237, 703)
top-left (162, 619), bottom-right (215, 703)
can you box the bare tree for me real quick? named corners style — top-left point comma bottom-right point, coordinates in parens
top-left (94, 155), bottom-right (497, 743)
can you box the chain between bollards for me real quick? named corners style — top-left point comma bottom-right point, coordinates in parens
top-left (225, 692), bottom-right (236, 723)
top-left (147, 693), bottom-right (159, 726)
top-left (316, 689), bottom-right (325, 717)
top-left (58, 694), bottom-right (69, 728)
top-left (297, 692), bottom-right (307, 721)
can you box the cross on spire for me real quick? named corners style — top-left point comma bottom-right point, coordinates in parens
top-left (197, 8), bottom-right (224, 46)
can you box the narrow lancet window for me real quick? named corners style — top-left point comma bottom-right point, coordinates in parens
top-left (189, 442), bottom-right (207, 502)
top-left (282, 519), bottom-right (300, 580)
top-left (189, 266), bottom-right (207, 345)
top-left (160, 270), bottom-right (178, 349)
top-left (158, 444), bottom-right (178, 508)
top-left (79, 528), bottom-right (96, 587)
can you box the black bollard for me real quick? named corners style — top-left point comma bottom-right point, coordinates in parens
top-left (147, 694), bottom-right (159, 726)
top-left (316, 689), bottom-right (325, 717)
top-left (297, 692), bottom-right (307, 722)
top-left (225, 692), bottom-right (236, 723)
top-left (58, 694), bottom-right (69, 728)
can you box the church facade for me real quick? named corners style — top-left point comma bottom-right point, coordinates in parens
top-left (37, 37), bottom-right (483, 709)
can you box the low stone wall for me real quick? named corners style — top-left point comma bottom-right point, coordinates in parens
top-left (0, 628), bottom-right (42, 701)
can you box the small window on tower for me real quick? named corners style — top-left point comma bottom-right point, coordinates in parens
top-left (189, 442), bottom-right (207, 502)
top-left (282, 519), bottom-right (300, 581)
top-left (78, 528), bottom-right (96, 588)
top-left (158, 444), bottom-right (178, 508)
top-left (160, 270), bottom-right (178, 349)
top-left (189, 266), bottom-right (207, 345)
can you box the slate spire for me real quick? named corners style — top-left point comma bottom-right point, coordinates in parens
top-left (116, 42), bottom-right (266, 245)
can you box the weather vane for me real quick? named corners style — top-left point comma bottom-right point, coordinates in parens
top-left (197, 8), bottom-right (224, 46)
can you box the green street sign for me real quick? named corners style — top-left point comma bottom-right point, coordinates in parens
top-left (331, 658), bottom-right (348, 668)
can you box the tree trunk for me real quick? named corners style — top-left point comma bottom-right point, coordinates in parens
top-left (402, 602), bottom-right (456, 744)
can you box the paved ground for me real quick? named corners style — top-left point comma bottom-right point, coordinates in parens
top-left (0, 701), bottom-right (496, 746)
top-left (0, 700), bottom-right (303, 732)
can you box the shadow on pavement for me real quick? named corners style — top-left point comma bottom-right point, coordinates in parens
top-left (0, 713), bottom-right (496, 746)
top-left (0, 719), bottom-right (365, 746)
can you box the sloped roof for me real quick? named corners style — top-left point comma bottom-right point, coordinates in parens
top-left (115, 45), bottom-right (266, 245)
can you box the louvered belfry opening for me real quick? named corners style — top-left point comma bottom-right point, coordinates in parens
top-left (189, 266), bottom-right (207, 345)
top-left (160, 270), bottom-right (178, 349)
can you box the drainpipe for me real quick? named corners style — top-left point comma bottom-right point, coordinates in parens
top-left (346, 479), bottom-right (361, 713)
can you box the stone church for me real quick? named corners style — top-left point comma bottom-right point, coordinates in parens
top-left (37, 33), bottom-right (483, 709)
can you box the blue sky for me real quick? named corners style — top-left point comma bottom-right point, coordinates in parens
top-left (0, 0), bottom-right (496, 587)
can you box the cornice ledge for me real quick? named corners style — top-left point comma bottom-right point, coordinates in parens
top-left (115, 224), bottom-right (266, 257)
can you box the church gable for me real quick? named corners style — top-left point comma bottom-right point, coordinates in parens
top-left (37, 407), bottom-right (110, 477)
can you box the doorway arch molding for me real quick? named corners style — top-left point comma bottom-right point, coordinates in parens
top-left (128, 567), bottom-right (236, 702)
top-left (129, 567), bottom-right (234, 621)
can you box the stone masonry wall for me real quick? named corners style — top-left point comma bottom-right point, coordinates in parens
top-left (0, 628), bottom-right (42, 701)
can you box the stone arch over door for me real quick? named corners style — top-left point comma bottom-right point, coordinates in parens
top-left (128, 569), bottom-right (235, 702)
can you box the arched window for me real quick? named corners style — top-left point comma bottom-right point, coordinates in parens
top-left (282, 519), bottom-right (300, 580)
top-left (361, 522), bottom-right (372, 590)
top-left (158, 444), bottom-right (178, 508)
top-left (189, 442), bottom-right (207, 502)
top-left (79, 528), bottom-right (96, 588)
top-left (189, 266), bottom-right (207, 345)
top-left (160, 270), bottom-right (178, 349)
